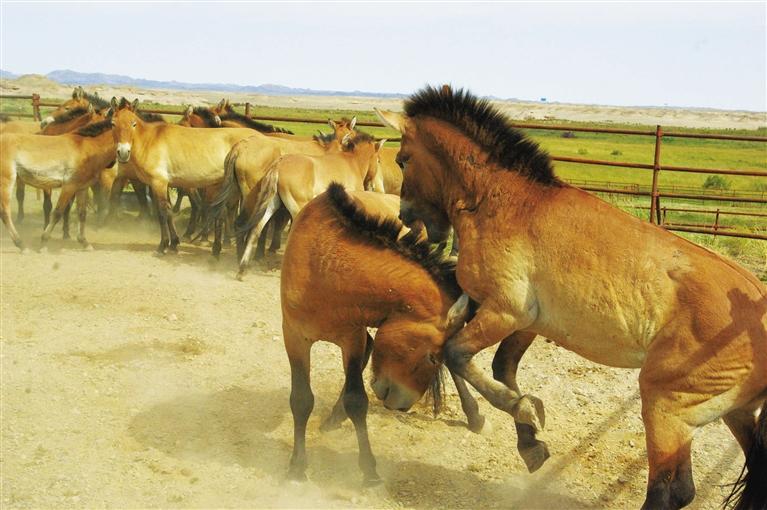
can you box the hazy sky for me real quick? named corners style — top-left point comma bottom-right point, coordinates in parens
top-left (1, 2), bottom-right (765, 111)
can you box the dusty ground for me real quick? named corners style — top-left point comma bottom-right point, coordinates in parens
top-left (1, 194), bottom-right (748, 509)
top-left (3, 74), bottom-right (766, 129)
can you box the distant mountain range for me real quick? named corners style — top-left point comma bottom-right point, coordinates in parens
top-left (1, 68), bottom-right (406, 98)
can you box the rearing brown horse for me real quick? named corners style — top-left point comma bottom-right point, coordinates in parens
top-left (376, 85), bottom-right (766, 510)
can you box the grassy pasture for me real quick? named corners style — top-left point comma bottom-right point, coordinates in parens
top-left (2, 95), bottom-right (765, 277)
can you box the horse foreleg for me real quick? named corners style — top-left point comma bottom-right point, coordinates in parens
top-left (133, 180), bottom-right (152, 221)
top-left (104, 174), bottom-right (128, 225)
top-left (181, 189), bottom-right (201, 242)
top-left (42, 189), bottom-right (52, 228)
top-left (61, 199), bottom-right (73, 240)
top-left (172, 187), bottom-right (186, 213)
top-left (341, 328), bottom-right (381, 485)
top-left (148, 180), bottom-right (171, 254)
top-left (639, 389), bottom-right (696, 510)
top-left (41, 185), bottom-right (77, 250)
top-left (15, 177), bottom-right (24, 224)
top-left (492, 332), bottom-right (549, 472)
top-left (443, 301), bottom-right (544, 431)
top-left (75, 189), bottom-right (92, 250)
top-left (285, 325), bottom-right (314, 482)
top-left (449, 371), bottom-right (487, 434)
top-left (321, 332), bottom-right (374, 432)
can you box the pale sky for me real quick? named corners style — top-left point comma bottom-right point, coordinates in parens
top-left (1, 2), bottom-right (765, 111)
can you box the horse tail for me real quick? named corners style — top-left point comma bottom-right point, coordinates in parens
top-left (200, 144), bottom-right (241, 239)
top-left (725, 403), bottom-right (767, 510)
top-left (236, 159), bottom-right (281, 238)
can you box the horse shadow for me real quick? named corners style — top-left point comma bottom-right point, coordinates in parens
top-left (127, 386), bottom-right (592, 509)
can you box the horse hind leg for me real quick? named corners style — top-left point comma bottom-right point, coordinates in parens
top-left (285, 324), bottom-right (314, 482)
top-left (75, 190), bottom-right (92, 250)
top-left (61, 198), bottom-right (72, 240)
top-left (492, 331), bottom-right (550, 472)
top-left (639, 386), bottom-right (696, 510)
top-left (2, 181), bottom-right (25, 251)
top-left (268, 206), bottom-right (290, 254)
top-left (15, 177), bottom-right (24, 224)
top-left (43, 190), bottom-right (52, 228)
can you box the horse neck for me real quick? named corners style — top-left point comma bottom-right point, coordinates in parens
top-left (346, 144), bottom-right (375, 180)
top-left (76, 130), bottom-right (117, 165)
top-left (417, 117), bottom-right (543, 226)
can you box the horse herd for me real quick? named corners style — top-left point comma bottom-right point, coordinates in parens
top-left (1, 85), bottom-right (765, 510)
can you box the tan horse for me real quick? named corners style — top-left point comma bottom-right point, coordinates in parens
top-left (376, 85), bottom-right (767, 510)
top-left (206, 117), bottom-right (359, 257)
top-left (0, 114), bottom-right (117, 251)
top-left (109, 97), bottom-right (258, 253)
top-left (40, 86), bottom-right (111, 129)
top-left (282, 183), bottom-right (483, 484)
top-left (0, 117), bottom-right (39, 135)
top-left (232, 133), bottom-right (386, 278)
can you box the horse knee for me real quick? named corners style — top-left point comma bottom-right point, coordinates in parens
top-left (343, 387), bottom-right (368, 421)
top-left (445, 341), bottom-right (471, 373)
top-left (290, 387), bottom-right (314, 419)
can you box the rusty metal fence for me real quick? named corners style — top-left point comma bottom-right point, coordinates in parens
top-left (3, 93), bottom-right (766, 241)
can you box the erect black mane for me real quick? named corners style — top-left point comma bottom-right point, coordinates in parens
top-left (83, 92), bottom-right (110, 112)
top-left (50, 106), bottom-right (90, 125)
top-left (325, 182), bottom-right (460, 295)
top-left (219, 109), bottom-right (294, 134)
top-left (75, 119), bottom-right (112, 137)
top-left (404, 85), bottom-right (560, 186)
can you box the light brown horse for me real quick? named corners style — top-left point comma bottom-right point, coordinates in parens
top-left (40, 86), bottom-right (111, 129)
top-left (109, 97), bottom-right (258, 253)
top-left (206, 117), bottom-right (359, 258)
top-left (282, 183), bottom-right (483, 484)
top-left (0, 114), bottom-right (117, 251)
top-left (376, 85), bottom-right (767, 510)
top-left (233, 132), bottom-right (386, 277)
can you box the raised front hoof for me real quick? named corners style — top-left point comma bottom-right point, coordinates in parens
top-left (513, 395), bottom-right (546, 432)
top-left (519, 440), bottom-right (550, 473)
top-left (467, 414), bottom-right (488, 435)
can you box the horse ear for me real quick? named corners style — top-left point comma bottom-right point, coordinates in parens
top-left (341, 133), bottom-right (352, 147)
top-left (375, 108), bottom-right (406, 133)
top-left (111, 97), bottom-right (118, 109)
top-left (105, 107), bottom-right (114, 119)
top-left (216, 99), bottom-right (225, 110)
top-left (328, 119), bottom-right (338, 130)
top-left (375, 139), bottom-right (387, 152)
top-left (87, 103), bottom-right (94, 114)
top-left (445, 293), bottom-right (470, 332)
top-left (224, 98), bottom-right (231, 109)
top-left (72, 88), bottom-right (79, 99)
top-left (184, 105), bottom-right (193, 118)
top-left (77, 87), bottom-right (85, 100)
top-left (131, 99), bottom-right (139, 111)
top-left (349, 116), bottom-right (357, 130)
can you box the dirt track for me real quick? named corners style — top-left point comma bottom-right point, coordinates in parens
top-left (1, 195), bottom-right (746, 509)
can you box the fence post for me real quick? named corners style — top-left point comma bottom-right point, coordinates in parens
top-left (31, 93), bottom-right (41, 122)
top-left (714, 209), bottom-right (721, 233)
top-left (649, 124), bottom-right (663, 224)
top-left (245, 102), bottom-right (251, 118)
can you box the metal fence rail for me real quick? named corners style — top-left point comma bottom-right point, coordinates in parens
top-left (2, 92), bottom-right (765, 240)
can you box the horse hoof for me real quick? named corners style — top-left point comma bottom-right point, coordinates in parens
top-left (467, 415), bottom-right (488, 435)
top-left (181, 235), bottom-right (193, 243)
top-left (235, 270), bottom-right (246, 281)
top-left (39, 246), bottom-right (48, 254)
top-left (519, 441), bottom-right (550, 473)
top-left (362, 476), bottom-right (383, 488)
top-left (20, 247), bottom-right (30, 255)
top-left (286, 469), bottom-right (307, 483)
top-left (319, 415), bottom-right (346, 433)
top-left (82, 243), bottom-right (94, 252)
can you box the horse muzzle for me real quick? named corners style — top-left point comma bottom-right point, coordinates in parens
top-left (116, 143), bottom-right (132, 163)
top-left (40, 116), bottom-right (54, 129)
top-left (371, 377), bottom-right (418, 412)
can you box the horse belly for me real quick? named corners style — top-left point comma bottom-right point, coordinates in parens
top-left (167, 153), bottom-right (226, 188)
top-left (15, 159), bottom-right (67, 189)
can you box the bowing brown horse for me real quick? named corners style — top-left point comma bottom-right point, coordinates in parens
top-left (376, 85), bottom-right (766, 510)
top-left (282, 183), bottom-right (483, 484)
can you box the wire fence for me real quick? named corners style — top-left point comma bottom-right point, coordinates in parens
top-left (2, 93), bottom-right (766, 240)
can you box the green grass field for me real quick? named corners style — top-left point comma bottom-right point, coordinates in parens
top-left (2, 95), bottom-right (765, 278)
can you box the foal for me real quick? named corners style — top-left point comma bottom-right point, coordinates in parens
top-left (282, 183), bottom-right (483, 485)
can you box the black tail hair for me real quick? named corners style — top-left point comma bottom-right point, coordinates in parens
top-left (202, 145), bottom-right (242, 240)
top-left (426, 365), bottom-right (446, 415)
top-left (725, 404), bottom-right (767, 510)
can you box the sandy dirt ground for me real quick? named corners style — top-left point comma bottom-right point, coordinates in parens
top-left (0, 193), bottom-right (748, 509)
top-left (3, 74), bottom-right (766, 129)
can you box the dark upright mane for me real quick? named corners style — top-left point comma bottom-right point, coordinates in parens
top-left (404, 85), bottom-right (560, 186)
top-left (343, 131), bottom-right (375, 149)
top-left (219, 109), bottom-right (293, 134)
top-left (325, 182), bottom-right (459, 294)
top-left (83, 92), bottom-right (110, 112)
top-left (76, 119), bottom-right (112, 137)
